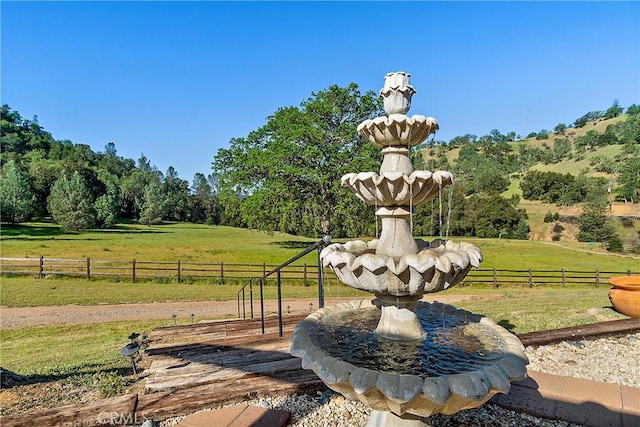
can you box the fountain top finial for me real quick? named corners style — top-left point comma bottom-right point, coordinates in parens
top-left (380, 71), bottom-right (415, 116)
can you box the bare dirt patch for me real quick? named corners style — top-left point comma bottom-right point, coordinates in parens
top-left (0, 295), bottom-right (476, 329)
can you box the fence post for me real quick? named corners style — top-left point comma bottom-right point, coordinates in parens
top-left (528, 268), bottom-right (533, 288)
top-left (39, 256), bottom-right (44, 278)
top-left (87, 257), bottom-right (91, 281)
top-left (262, 262), bottom-right (266, 277)
top-left (132, 259), bottom-right (136, 283)
top-left (220, 261), bottom-right (224, 284)
top-left (561, 268), bottom-right (565, 288)
top-left (628, 270), bottom-right (632, 276)
top-left (304, 263), bottom-right (308, 287)
top-left (177, 260), bottom-right (181, 283)
top-left (595, 269), bottom-right (600, 288)
top-left (493, 267), bottom-right (497, 289)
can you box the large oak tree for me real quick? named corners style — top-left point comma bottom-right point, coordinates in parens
top-left (213, 84), bottom-right (383, 237)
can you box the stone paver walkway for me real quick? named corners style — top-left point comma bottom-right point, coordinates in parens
top-left (492, 369), bottom-right (639, 427)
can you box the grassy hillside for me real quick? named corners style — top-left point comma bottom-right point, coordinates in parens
top-left (419, 114), bottom-right (639, 245)
top-left (528, 144), bottom-right (623, 177)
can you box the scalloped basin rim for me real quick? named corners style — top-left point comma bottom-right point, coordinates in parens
top-left (290, 299), bottom-right (529, 418)
top-left (608, 276), bottom-right (640, 290)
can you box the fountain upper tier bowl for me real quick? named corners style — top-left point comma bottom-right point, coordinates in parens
top-left (357, 114), bottom-right (439, 147)
top-left (291, 299), bottom-right (528, 418)
top-left (321, 239), bottom-right (482, 296)
top-left (341, 170), bottom-right (453, 207)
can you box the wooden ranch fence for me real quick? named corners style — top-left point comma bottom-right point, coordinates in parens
top-left (0, 256), bottom-right (637, 287)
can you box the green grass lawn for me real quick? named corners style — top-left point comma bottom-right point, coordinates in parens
top-left (3, 221), bottom-right (638, 270)
top-left (0, 221), bottom-right (319, 264)
top-left (0, 276), bottom-right (367, 307)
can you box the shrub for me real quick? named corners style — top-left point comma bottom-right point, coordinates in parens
top-left (606, 234), bottom-right (624, 253)
top-left (551, 233), bottom-right (561, 241)
top-left (552, 223), bottom-right (565, 233)
top-left (621, 217), bottom-right (634, 228)
top-left (543, 211), bottom-right (554, 223)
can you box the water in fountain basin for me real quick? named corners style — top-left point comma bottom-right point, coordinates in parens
top-left (309, 306), bottom-right (506, 377)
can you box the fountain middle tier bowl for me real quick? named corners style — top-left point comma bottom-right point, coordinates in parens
top-left (321, 239), bottom-right (482, 296)
top-left (357, 115), bottom-right (439, 147)
top-left (291, 299), bottom-right (528, 418)
top-left (341, 170), bottom-right (453, 207)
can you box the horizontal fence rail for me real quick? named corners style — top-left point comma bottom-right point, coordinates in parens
top-left (1, 257), bottom-right (637, 287)
top-left (0, 257), bottom-right (325, 284)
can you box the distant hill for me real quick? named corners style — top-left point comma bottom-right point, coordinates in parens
top-left (419, 113), bottom-right (639, 246)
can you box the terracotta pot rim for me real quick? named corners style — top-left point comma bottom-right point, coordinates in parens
top-left (608, 276), bottom-right (640, 290)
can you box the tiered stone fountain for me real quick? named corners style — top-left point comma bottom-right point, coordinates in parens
top-left (291, 72), bottom-right (528, 426)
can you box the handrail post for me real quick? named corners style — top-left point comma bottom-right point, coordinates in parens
top-left (249, 278), bottom-right (254, 319)
top-left (237, 291), bottom-right (241, 318)
top-left (277, 270), bottom-right (283, 337)
top-left (242, 287), bottom-right (246, 319)
top-left (260, 278), bottom-right (265, 334)
top-left (318, 241), bottom-right (325, 308)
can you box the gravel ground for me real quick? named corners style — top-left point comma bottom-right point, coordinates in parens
top-left (159, 333), bottom-right (640, 427)
top-left (525, 334), bottom-right (639, 388)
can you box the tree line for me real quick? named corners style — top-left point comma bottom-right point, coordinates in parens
top-left (2, 89), bottom-right (638, 245)
top-left (1, 105), bottom-right (222, 230)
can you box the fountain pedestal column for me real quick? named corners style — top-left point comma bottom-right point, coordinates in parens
top-left (376, 207), bottom-right (417, 258)
top-left (374, 295), bottom-right (424, 340)
top-left (368, 410), bottom-right (430, 427)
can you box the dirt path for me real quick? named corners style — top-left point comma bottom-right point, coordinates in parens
top-left (0, 295), bottom-right (476, 329)
top-left (538, 241), bottom-right (640, 260)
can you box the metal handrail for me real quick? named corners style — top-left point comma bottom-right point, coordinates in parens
top-left (235, 235), bottom-right (332, 337)
top-left (236, 277), bottom-right (254, 319)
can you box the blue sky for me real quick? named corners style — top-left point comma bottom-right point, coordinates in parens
top-left (2, 1), bottom-right (638, 185)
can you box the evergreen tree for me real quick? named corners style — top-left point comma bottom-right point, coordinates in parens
top-left (0, 160), bottom-right (35, 223)
top-left (163, 166), bottom-right (189, 221)
top-left (139, 180), bottom-right (165, 225)
top-left (577, 184), bottom-right (614, 243)
top-left (513, 217), bottom-right (530, 240)
top-left (48, 171), bottom-right (96, 231)
top-left (606, 234), bottom-right (624, 252)
top-left (190, 172), bottom-right (220, 224)
top-left (93, 175), bottom-right (119, 228)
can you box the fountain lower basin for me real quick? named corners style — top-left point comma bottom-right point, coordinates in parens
top-left (291, 299), bottom-right (528, 422)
